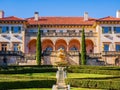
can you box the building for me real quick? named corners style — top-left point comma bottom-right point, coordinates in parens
top-left (0, 10), bottom-right (120, 65)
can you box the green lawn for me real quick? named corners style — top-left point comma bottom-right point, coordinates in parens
top-left (1, 65), bottom-right (120, 89)
top-left (68, 73), bottom-right (113, 78)
top-left (0, 72), bottom-right (115, 82)
top-left (0, 73), bottom-right (114, 82)
top-left (16, 88), bottom-right (103, 90)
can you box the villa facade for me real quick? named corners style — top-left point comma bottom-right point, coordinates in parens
top-left (0, 10), bottom-right (120, 65)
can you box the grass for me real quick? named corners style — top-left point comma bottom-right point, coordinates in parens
top-left (68, 73), bottom-right (113, 78)
top-left (15, 88), bottom-right (103, 90)
top-left (0, 73), bottom-right (114, 82)
top-left (0, 65), bottom-right (120, 89)
top-left (0, 73), bottom-right (55, 81)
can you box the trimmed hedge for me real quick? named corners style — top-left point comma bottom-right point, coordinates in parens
top-left (68, 65), bottom-right (120, 70)
top-left (0, 65), bottom-right (57, 74)
top-left (68, 66), bottom-right (120, 75)
top-left (0, 68), bottom-right (57, 74)
top-left (66, 78), bottom-right (120, 90)
top-left (0, 79), bottom-right (56, 89)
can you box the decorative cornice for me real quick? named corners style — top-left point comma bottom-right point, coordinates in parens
top-left (27, 24), bottom-right (95, 29)
top-left (0, 20), bottom-right (26, 24)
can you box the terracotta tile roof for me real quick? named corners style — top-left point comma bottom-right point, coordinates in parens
top-left (26, 17), bottom-right (96, 25)
top-left (97, 16), bottom-right (120, 21)
top-left (0, 16), bottom-right (25, 21)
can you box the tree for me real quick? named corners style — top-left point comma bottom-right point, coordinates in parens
top-left (81, 28), bottom-right (86, 65)
top-left (36, 25), bottom-right (41, 65)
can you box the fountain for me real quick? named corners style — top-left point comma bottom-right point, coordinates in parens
top-left (52, 48), bottom-right (70, 90)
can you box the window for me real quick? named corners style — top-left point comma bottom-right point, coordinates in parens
top-left (114, 27), bottom-right (120, 33)
top-left (70, 46), bottom-right (78, 51)
top-left (116, 44), bottom-right (120, 51)
top-left (45, 47), bottom-right (53, 51)
top-left (104, 44), bottom-right (109, 51)
top-left (43, 30), bottom-right (48, 33)
top-left (102, 27), bottom-right (112, 34)
top-left (1, 26), bottom-right (9, 33)
top-left (29, 30), bottom-right (35, 32)
top-left (90, 31), bottom-right (93, 33)
top-left (58, 46), bottom-right (65, 50)
top-left (13, 43), bottom-right (20, 51)
top-left (59, 30), bottom-right (63, 33)
top-left (0, 27), bottom-right (2, 33)
top-left (11, 26), bottom-right (21, 33)
top-left (1, 44), bottom-right (7, 51)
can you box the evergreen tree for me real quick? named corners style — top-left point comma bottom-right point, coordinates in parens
top-left (81, 28), bottom-right (86, 65)
top-left (36, 25), bottom-right (41, 65)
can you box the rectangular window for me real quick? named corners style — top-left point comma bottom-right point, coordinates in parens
top-left (2, 26), bottom-right (9, 33)
top-left (11, 26), bottom-right (21, 33)
top-left (1, 44), bottom-right (7, 51)
top-left (114, 27), bottom-right (120, 33)
top-left (0, 26), bottom-right (2, 33)
top-left (43, 30), bottom-right (48, 33)
top-left (104, 44), bottom-right (109, 51)
top-left (59, 30), bottom-right (63, 33)
top-left (13, 43), bottom-right (19, 51)
top-left (102, 27), bottom-right (112, 34)
top-left (116, 44), bottom-right (120, 51)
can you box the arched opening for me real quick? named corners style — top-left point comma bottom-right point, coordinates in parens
top-left (42, 39), bottom-right (54, 51)
top-left (69, 39), bottom-right (80, 51)
top-left (55, 39), bottom-right (67, 51)
top-left (85, 39), bottom-right (94, 53)
top-left (28, 39), bottom-right (37, 54)
top-left (115, 58), bottom-right (120, 66)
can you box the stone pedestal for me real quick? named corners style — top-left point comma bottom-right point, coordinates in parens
top-left (52, 67), bottom-right (70, 90)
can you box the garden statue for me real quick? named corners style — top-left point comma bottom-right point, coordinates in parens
top-left (57, 48), bottom-right (66, 62)
top-left (52, 48), bottom-right (70, 90)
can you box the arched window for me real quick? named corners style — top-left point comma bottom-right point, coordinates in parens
top-left (45, 47), bottom-right (53, 51)
top-left (57, 46), bottom-right (65, 50)
top-left (70, 46), bottom-right (78, 51)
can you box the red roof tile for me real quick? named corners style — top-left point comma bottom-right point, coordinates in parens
top-left (26, 17), bottom-right (96, 25)
top-left (97, 16), bottom-right (120, 21)
top-left (0, 16), bottom-right (25, 21)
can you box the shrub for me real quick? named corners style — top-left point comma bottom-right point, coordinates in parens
top-left (66, 78), bottom-right (120, 89)
top-left (67, 66), bottom-right (120, 75)
top-left (0, 66), bottom-right (57, 74)
top-left (0, 79), bottom-right (56, 89)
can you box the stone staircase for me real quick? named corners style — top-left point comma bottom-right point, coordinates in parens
top-left (19, 60), bottom-right (37, 65)
top-left (66, 53), bottom-right (78, 65)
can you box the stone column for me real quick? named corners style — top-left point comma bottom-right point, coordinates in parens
top-left (21, 26), bottom-right (25, 53)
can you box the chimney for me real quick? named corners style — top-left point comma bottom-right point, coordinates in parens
top-left (84, 12), bottom-right (88, 21)
top-left (34, 12), bottom-right (39, 21)
top-left (116, 10), bottom-right (120, 18)
top-left (0, 10), bottom-right (4, 18)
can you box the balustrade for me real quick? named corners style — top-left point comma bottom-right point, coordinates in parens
top-left (0, 51), bottom-right (24, 57)
top-left (25, 32), bottom-right (97, 37)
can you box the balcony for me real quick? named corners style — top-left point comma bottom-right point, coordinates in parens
top-left (25, 32), bottom-right (97, 37)
top-left (102, 51), bottom-right (120, 56)
top-left (0, 51), bottom-right (24, 57)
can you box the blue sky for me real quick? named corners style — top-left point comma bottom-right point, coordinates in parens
top-left (0, 0), bottom-right (120, 18)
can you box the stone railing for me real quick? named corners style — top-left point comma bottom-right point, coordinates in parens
top-left (25, 53), bottom-right (36, 60)
top-left (25, 51), bottom-right (120, 60)
top-left (102, 51), bottom-right (120, 56)
top-left (0, 51), bottom-right (24, 57)
top-left (87, 53), bottom-right (102, 58)
top-left (25, 32), bottom-right (97, 37)
top-left (67, 51), bottom-right (80, 56)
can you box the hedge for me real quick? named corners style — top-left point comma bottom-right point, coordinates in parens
top-left (0, 79), bottom-right (56, 89)
top-left (67, 66), bottom-right (120, 75)
top-left (0, 67), bottom-right (57, 74)
top-left (66, 78), bottom-right (120, 90)
top-left (0, 68), bottom-right (57, 74)
top-left (68, 65), bottom-right (120, 70)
